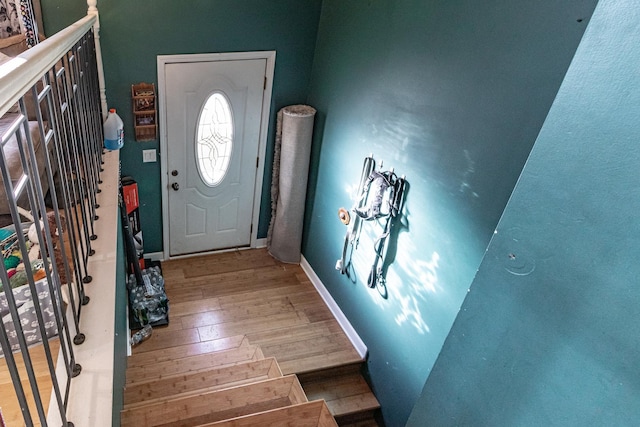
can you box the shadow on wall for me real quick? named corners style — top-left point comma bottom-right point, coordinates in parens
top-left (374, 181), bottom-right (410, 299)
top-left (302, 109), bottom-right (326, 247)
top-left (340, 173), bottom-right (441, 336)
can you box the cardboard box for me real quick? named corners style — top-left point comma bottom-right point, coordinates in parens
top-left (121, 176), bottom-right (145, 271)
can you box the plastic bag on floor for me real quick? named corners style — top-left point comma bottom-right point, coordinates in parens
top-left (127, 266), bottom-right (169, 328)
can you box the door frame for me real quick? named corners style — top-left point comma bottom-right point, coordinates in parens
top-left (157, 51), bottom-right (276, 260)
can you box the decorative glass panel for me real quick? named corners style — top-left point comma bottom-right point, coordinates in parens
top-left (196, 92), bottom-right (234, 187)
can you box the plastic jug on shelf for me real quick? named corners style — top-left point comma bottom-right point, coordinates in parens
top-left (104, 108), bottom-right (124, 150)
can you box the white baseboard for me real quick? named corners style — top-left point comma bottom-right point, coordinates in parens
top-left (126, 305), bottom-right (132, 356)
top-left (144, 251), bottom-right (164, 262)
top-left (300, 255), bottom-right (368, 359)
top-left (155, 239), bottom-right (267, 260)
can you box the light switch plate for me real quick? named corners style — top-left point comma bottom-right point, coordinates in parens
top-left (142, 149), bottom-right (156, 163)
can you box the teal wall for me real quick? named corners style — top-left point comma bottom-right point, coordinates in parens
top-left (42, 0), bottom-right (323, 253)
top-left (40, 1), bottom-right (612, 426)
top-left (407, 0), bottom-right (640, 425)
top-left (112, 215), bottom-right (127, 427)
top-left (40, 0), bottom-right (85, 33)
top-left (304, 1), bottom-right (596, 425)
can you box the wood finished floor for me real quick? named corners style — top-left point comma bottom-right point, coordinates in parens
top-left (0, 249), bottom-right (371, 426)
top-left (133, 248), bottom-right (362, 376)
top-left (0, 339), bottom-right (60, 427)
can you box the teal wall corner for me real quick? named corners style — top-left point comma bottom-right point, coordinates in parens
top-left (304, 0), bottom-right (596, 425)
top-left (408, 0), bottom-right (640, 425)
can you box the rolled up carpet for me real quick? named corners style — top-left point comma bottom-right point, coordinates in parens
top-left (267, 105), bottom-right (316, 263)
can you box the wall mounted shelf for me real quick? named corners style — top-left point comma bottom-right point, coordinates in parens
top-left (132, 82), bottom-right (157, 141)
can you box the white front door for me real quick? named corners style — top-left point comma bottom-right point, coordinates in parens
top-left (162, 58), bottom-right (267, 256)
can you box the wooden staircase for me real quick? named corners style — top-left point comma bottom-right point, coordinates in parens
top-left (121, 249), bottom-right (380, 426)
top-left (299, 363), bottom-right (380, 426)
top-left (122, 337), bottom-right (378, 426)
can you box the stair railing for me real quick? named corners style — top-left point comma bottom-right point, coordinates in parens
top-left (0, 12), bottom-right (106, 426)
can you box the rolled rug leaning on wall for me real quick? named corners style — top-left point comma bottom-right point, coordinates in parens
top-left (267, 105), bottom-right (316, 263)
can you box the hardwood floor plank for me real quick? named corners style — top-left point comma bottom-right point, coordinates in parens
top-left (326, 393), bottom-right (381, 417)
top-left (214, 285), bottom-right (316, 309)
top-left (183, 250), bottom-right (278, 278)
top-left (165, 265), bottom-right (299, 290)
top-left (123, 249), bottom-right (374, 425)
top-left (123, 357), bottom-right (283, 408)
top-left (0, 340), bottom-right (60, 384)
top-left (295, 302), bottom-right (336, 323)
top-left (164, 286), bottom-right (204, 303)
top-left (245, 319), bottom-right (347, 347)
top-left (130, 325), bottom-right (201, 353)
top-left (121, 375), bottom-right (304, 427)
top-left (200, 276), bottom-right (304, 299)
top-left (169, 296), bottom-right (222, 317)
top-left (157, 267), bottom-right (185, 281)
top-left (150, 317), bottom-right (186, 333)
top-left (165, 274), bottom-right (305, 302)
top-left (259, 334), bottom-right (354, 364)
top-left (197, 311), bottom-right (310, 341)
top-left (0, 339), bottom-right (60, 427)
top-left (303, 373), bottom-right (379, 404)
top-left (126, 344), bottom-right (264, 384)
top-left (198, 400), bottom-right (338, 427)
top-left (278, 349), bottom-right (363, 376)
top-left (128, 335), bottom-right (247, 367)
top-left (178, 295), bottom-right (306, 330)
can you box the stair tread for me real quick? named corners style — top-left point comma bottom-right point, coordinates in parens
top-left (338, 418), bottom-right (379, 427)
top-left (195, 400), bottom-right (338, 427)
top-left (120, 375), bottom-right (307, 427)
top-left (127, 335), bottom-right (247, 368)
top-left (278, 349), bottom-right (363, 376)
top-left (126, 342), bottom-right (264, 385)
top-left (123, 357), bottom-right (283, 408)
top-left (246, 319), bottom-right (361, 367)
top-left (302, 373), bottom-right (380, 417)
top-left (297, 362), bottom-right (362, 383)
top-left (327, 393), bottom-right (380, 417)
top-left (122, 250), bottom-right (378, 426)
top-left (259, 333), bottom-right (357, 364)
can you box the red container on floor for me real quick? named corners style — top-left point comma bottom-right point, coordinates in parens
top-left (121, 176), bottom-right (145, 272)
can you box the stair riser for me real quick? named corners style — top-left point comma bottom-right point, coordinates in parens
top-left (120, 375), bottom-right (306, 427)
top-left (297, 362), bottom-right (363, 384)
top-left (298, 363), bottom-right (380, 424)
top-left (335, 410), bottom-right (380, 426)
top-left (124, 358), bottom-right (283, 408)
top-left (125, 346), bottom-right (264, 384)
top-left (198, 400), bottom-right (338, 427)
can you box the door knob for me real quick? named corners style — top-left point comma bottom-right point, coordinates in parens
top-left (171, 182), bottom-right (179, 191)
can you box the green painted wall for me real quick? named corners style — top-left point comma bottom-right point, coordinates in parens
top-left (304, 1), bottom-right (596, 425)
top-left (40, 0), bottom-right (86, 34)
top-left (407, 0), bottom-right (640, 425)
top-left (41, 1), bottom-right (613, 425)
top-left (43, 0), bottom-right (323, 253)
top-left (112, 215), bottom-right (127, 427)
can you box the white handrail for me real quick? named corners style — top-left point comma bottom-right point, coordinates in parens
top-left (0, 14), bottom-right (97, 117)
top-left (87, 0), bottom-right (108, 118)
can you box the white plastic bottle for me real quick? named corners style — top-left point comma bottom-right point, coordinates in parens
top-left (104, 108), bottom-right (124, 150)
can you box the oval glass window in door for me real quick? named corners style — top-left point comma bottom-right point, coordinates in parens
top-left (195, 92), bottom-right (234, 187)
